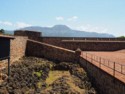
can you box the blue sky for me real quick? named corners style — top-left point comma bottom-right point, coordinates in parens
top-left (0, 0), bottom-right (125, 36)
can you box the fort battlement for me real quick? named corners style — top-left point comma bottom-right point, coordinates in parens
top-left (14, 30), bottom-right (125, 51)
top-left (14, 30), bottom-right (41, 38)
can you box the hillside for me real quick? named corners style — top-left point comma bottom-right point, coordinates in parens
top-left (4, 30), bottom-right (14, 35)
top-left (19, 25), bottom-right (114, 37)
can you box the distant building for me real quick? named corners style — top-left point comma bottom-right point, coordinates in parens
top-left (14, 30), bottom-right (41, 38)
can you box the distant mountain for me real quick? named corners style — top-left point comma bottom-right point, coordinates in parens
top-left (4, 30), bottom-right (14, 35)
top-left (13, 25), bottom-right (115, 37)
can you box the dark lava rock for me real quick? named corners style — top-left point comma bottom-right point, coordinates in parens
top-left (0, 57), bottom-right (98, 94)
top-left (53, 62), bottom-right (79, 71)
top-left (0, 57), bottom-right (52, 94)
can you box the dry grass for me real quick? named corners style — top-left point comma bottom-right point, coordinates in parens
top-left (46, 70), bottom-right (70, 85)
top-left (45, 70), bottom-right (85, 93)
top-left (66, 76), bottom-right (85, 93)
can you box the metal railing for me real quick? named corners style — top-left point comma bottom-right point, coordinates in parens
top-left (81, 52), bottom-right (125, 77)
top-left (65, 38), bottom-right (125, 41)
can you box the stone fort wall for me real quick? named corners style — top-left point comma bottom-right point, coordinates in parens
top-left (14, 30), bottom-right (41, 39)
top-left (26, 39), bottom-right (79, 62)
top-left (80, 57), bottom-right (125, 94)
top-left (9, 30), bottom-right (125, 94)
top-left (14, 30), bottom-right (125, 51)
top-left (42, 37), bottom-right (125, 51)
top-left (10, 36), bottom-right (28, 62)
top-left (25, 38), bottom-right (125, 94)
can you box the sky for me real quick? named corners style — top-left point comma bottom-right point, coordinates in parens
top-left (0, 0), bottom-right (125, 36)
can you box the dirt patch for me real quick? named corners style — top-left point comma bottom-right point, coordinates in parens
top-left (46, 71), bottom-right (70, 85)
top-left (83, 51), bottom-right (125, 64)
top-left (44, 71), bottom-right (85, 94)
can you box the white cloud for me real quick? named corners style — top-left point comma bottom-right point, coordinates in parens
top-left (56, 16), bottom-right (64, 21)
top-left (0, 21), bottom-right (32, 28)
top-left (75, 24), bottom-right (108, 33)
top-left (55, 16), bottom-right (78, 21)
top-left (67, 16), bottom-right (78, 21)
top-left (0, 21), bottom-right (13, 26)
top-left (15, 22), bottom-right (31, 28)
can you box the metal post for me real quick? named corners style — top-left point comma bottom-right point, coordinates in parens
top-left (0, 65), bottom-right (2, 81)
top-left (108, 60), bottom-right (109, 66)
top-left (8, 57), bottom-right (10, 77)
top-left (103, 59), bottom-right (105, 65)
top-left (99, 57), bottom-right (101, 68)
top-left (91, 54), bottom-right (93, 63)
top-left (86, 53), bottom-right (87, 60)
top-left (121, 65), bottom-right (123, 73)
top-left (113, 62), bottom-right (115, 77)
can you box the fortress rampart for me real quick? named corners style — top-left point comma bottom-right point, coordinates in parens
top-left (42, 37), bottom-right (125, 51)
top-left (10, 36), bottom-right (28, 62)
top-left (8, 30), bottom-right (125, 94)
top-left (14, 30), bottom-right (125, 51)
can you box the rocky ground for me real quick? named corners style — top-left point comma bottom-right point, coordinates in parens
top-left (0, 57), bottom-right (97, 94)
